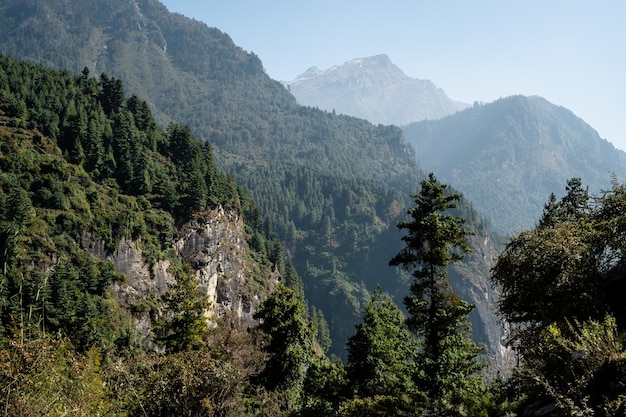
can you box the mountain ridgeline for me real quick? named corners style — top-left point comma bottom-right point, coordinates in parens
top-left (282, 54), bottom-right (626, 237)
top-left (0, 0), bottom-right (506, 365)
top-left (403, 96), bottom-right (626, 235)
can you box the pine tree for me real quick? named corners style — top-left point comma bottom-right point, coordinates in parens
top-left (346, 287), bottom-right (419, 414)
top-left (390, 173), bottom-right (484, 414)
top-left (253, 284), bottom-right (315, 412)
top-left (155, 264), bottom-right (210, 353)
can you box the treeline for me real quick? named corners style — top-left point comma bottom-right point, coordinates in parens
top-left (0, 55), bottom-right (243, 217)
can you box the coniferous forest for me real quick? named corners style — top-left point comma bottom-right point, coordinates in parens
top-left (1, 12), bottom-right (626, 417)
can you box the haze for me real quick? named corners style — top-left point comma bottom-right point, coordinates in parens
top-left (160, 1), bottom-right (626, 152)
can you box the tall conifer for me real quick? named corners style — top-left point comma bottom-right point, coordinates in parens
top-left (390, 173), bottom-right (484, 414)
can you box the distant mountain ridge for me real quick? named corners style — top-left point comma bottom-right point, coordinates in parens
top-left (286, 54), bottom-right (469, 125)
top-left (403, 95), bottom-right (626, 235)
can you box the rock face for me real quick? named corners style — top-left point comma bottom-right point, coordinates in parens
top-left (83, 207), bottom-right (276, 348)
top-left (450, 233), bottom-right (517, 374)
top-left (174, 208), bottom-right (276, 325)
top-left (285, 54), bottom-right (469, 126)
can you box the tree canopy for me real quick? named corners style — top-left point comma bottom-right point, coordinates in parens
top-left (390, 173), bottom-right (485, 415)
top-left (492, 178), bottom-right (626, 415)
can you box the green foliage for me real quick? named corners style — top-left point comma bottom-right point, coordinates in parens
top-left (310, 305), bottom-right (332, 353)
top-left (0, 122), bottom-right (139, 351)
top-left (521, 316), bottom-right (626, 416)
top-left (0, 55), bottom-right (241, 222)
top-left (253, 284), bottom-right (315, 412)
top-left (154, 263), bottom-right (210, 353)
top-left (0, 336), bottom-right (113, 416)
top-left (241, 161), bottom-right (412, 358)
top-left (300, 355), bottom-right (347, 416)
top-left (492, 178), bottom-right (626, 353)
top-left (0, 56), bottom-right (299, 376)
top-left (0, 326), bottom-right (278, 417)
top-left (95, 325), bottom-right (272, 416)
top-left (539, 178), bottom-right (590, 227)
top-left (492, 178), bottom-right (626, 414)
top-left (345, 287), bottom-right (420, 414)
top-left (338, 395), bottom-right (420, 417)
top-left (390, 173), bottom-right (485, 415)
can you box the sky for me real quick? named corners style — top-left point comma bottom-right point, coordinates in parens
top-left (160, 1), bottom-right (626, 151)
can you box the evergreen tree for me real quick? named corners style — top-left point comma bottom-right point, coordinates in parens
top-left (301, 355), bottom-right (347, 416)
top-left (111, 111), bottom-right (138, 193)
top-left (98, 73), bottom-right (124, 116)
top-left (310, 305), bottom-right (331, 353)
top-left (253, 284), bottom-right (315, 412)
top-left (155, 264), bottom-right (210, 353)
top-left (539, 177), bottom-right (589, 228)
top-left (390, 172), bottom-right (484, 414)
top-left (345, 287), bottom-right (419, 415)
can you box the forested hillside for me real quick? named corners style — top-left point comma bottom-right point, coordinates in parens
top-left (0, 55), bottom-right (515, 416)
top-left (0, 54), bottom-right (288, 344)
top-left (0, 0), bottom-right (508, 360)
top-left (0, 56), bottom-right (516, 414)
top-left (0, 55), bottom-right (310, 414)
top-left (403, 96), bottom-right (626, 235)
top-left (2, 3), bottom-right (626, 413)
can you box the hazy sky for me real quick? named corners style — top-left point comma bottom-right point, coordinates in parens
top-left (160, 1), bottom-right (625, 151)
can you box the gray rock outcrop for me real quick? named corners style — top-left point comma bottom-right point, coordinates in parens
top-left (82, 206), bottom-right (278, 349)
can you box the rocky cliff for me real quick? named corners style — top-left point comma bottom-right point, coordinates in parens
top-left (82, 207), bottom-right (277, 349)
top-left (451, 233), bottom-right (516, 374)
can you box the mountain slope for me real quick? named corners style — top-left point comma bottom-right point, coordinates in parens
top-left (403, 95), bottom-right (626, 235)
top-left (286, 54), bottom-right (469, 125)
top-left (0, 55), bottom-right (278, 352)
top-left (0, 0), bottom-right (274, 134)
top-left (0, 0), bottom-right (508, 367)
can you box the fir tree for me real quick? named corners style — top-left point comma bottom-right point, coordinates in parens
top-left (390, 173), bottom-right (484, 414)
top-left (253, 284), bottom-right (315, 412)
top-left (156, 264), bottom-right (210, 353)
top-left (346, 287), bottom-right (419, 415)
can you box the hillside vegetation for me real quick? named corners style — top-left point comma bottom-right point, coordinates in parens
top-left (0, 54), bottom-right (284, 345)
top-left (1, 13), bottom-right (626, 417)
top-left (0, 57), bottom-right (507, 415)
top-left (0, 54), bottom-right (505, 416)
top-left (403, 96), bottom-right (626, 235)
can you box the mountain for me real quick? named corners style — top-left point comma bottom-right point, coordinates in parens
top-left (0, 55), bottom-right (280, 352)
top-left (0, 0), bottom-right (509, 368)
top-left (403, 95), bottom-right (626, 235)
top-left (286, 54), bottom-right (469, 125)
